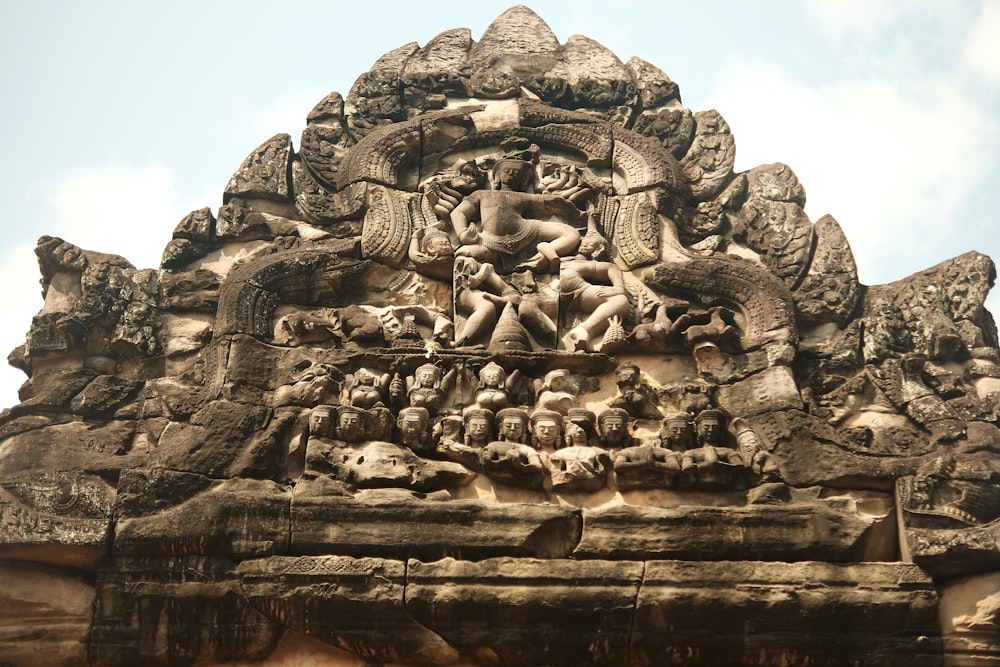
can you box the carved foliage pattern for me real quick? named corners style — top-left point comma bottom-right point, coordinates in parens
top-left (606, 192), bottom-right (660, 269)
top-left (224, 133), bottom-right (293, 203)
top-left (680, 110), bottom-right (736, 201)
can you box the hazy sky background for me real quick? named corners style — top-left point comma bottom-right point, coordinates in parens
top-left (1, 0), bottom-right (998, 410)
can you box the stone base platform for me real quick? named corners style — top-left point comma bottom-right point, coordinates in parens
top-left (77, 556), bottom-right (941, 666)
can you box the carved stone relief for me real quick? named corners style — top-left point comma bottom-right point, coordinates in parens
top-left (1, 6), bottom-right (997, 666)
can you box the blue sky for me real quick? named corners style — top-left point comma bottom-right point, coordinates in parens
top-left (1, 0), bottom-right (998, 409)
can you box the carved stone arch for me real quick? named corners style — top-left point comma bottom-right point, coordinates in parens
top-left (434, 105), bottom-right (690, 199)
top-left (336, 108), bottom-right (481, 191)
top-left (643, 254), bottom-right (798, 351)
top-left (440, 124), bottom-right (612, 174)
top-left (338, 99), bottom-right (690, 202)
top-left (610, 124), bottom-right (689, 196)
top-left (215, 242), bottom-right (367, 338)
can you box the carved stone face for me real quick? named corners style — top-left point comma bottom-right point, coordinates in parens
top-left (466, 416), bottom-right (491, 443)
top-left (533, 418), bottom-right (560, 448)
top-left (697, 417), bottom-right (722, 445)
top-left (579, 236), bottom-right (605, 258)
top-left (309, 409), bottom-right (333, 437)
top-left (481, 365), bottom-right (504, 387)
top-left (665, 420), bottom-right (693, 448)
top-left (617, 366), bottom-right (639, 386)
top-left (494, 161), bottom-right (532, 191)
top-left (454, 160), bottom-right (486, 192)
top-left (501, 416), bottom-right (527, 443)
top-left (601, 416), bottom-right (627, 445)
top-left (427, 234), bottom-right (454, 257)
top-left (565, 422), bottom-right (588, 446)
top-left (399, 412), bottom-right (426, 436)
top-left (416, 367), bottom-right (439, 387)
top-left (337, 411), bottom-right (363, 440)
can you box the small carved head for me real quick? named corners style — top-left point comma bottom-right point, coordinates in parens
top-left (615, 362), bottom-right (641, 387)
top-left (497, 407), bottom-right (530, 443)
top-left (662, 412), bottom-right (694, 449)
top-left (579, 231), bottom-right (608, 260)
top-left (453, 160), bottom-right (488, 192)
top-left (397, 406), bottom-right (430, 439)
top-left (463, 407), bottom-right (495, 446)
top-left (336, 405), bottom-right (366, 442)
top-left (530, 409), bottom-right (564, 449)
top-left (542, 369), bottom-right (572, 392)
top-left (564, 408), bottom-right (597, 447)
top-left (564, 408), bottom-right (596, 447)
top-left (695, 408), bottom-right (727, 445)
top-left (479, 361), bottom-right (507, 387)
top-left (414, 363), bottom-right (442, 387)
top-left (491, 158), bottom-right (535, 191)
top-left (309, 404), bottom-right (336, 437)
top-left (420, 228), bottom-right (454, 258)
top-left (566, 407), bottom-right (596, 428)
top-left (598, 408), bottom-right (632, 446)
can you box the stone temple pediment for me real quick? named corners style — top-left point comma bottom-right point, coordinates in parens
top-left (1, 5), bottom-right (998, 666)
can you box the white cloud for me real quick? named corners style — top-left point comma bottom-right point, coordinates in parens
top-left (963, 1), bottom-right (1000, 88)
top-left (802, 0), bottom-right (906, 40)
top-left (801, 0), bottom-right (961, 41)
top-left (710, 59), bottom-right (997, 285)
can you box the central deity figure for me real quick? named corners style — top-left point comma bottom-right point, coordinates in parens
top-left (449, 147), bottom-right (583, 274)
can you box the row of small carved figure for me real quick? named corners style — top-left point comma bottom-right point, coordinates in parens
top-left (344, 361), bottom-right (665, 420)
top-left (307, 403), bottom-right (780, 491)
